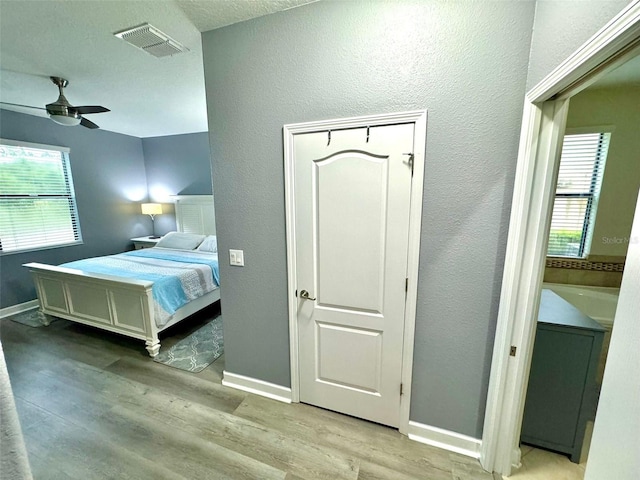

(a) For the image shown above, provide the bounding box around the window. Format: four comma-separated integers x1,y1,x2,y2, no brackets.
547,132,610,258
0,140,82,254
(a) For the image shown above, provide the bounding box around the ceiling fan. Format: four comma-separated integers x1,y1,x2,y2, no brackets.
0,76,110,129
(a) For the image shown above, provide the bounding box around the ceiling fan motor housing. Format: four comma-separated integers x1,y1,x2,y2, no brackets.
46,76,78,117
46,103,81,119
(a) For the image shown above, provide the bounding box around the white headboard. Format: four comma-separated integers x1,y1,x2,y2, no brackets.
173,195,216,235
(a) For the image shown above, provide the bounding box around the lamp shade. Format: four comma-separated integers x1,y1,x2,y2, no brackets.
141,203,163,215
49,114,81,126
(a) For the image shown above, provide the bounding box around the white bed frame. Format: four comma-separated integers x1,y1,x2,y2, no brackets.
23,195,218,357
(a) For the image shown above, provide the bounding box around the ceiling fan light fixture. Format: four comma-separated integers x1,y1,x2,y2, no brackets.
49,113,81,126
1,77,108,129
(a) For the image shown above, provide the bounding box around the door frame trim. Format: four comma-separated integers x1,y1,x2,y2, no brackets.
480,2,640,475
283,110,427,434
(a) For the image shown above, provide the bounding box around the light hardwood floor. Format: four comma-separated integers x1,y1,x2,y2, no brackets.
1,305,498,480
504,445,586,480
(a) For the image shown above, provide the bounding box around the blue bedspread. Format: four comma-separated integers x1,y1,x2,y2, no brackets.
61,249,219,326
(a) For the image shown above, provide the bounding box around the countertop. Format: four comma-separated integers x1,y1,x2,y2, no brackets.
538,289,606,332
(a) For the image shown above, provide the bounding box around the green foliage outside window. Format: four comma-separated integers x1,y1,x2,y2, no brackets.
0,143,81,253
548,229,582,257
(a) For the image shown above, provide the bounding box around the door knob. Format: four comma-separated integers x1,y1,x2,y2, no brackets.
299,290,316,301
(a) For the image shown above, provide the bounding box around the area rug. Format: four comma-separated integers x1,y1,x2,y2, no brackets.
153,315,223,373
6,309,55,328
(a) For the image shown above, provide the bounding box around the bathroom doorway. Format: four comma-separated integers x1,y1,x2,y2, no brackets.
510,57,640,479
480,3,640,476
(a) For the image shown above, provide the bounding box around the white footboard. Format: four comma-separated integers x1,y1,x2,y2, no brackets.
24,262,162,357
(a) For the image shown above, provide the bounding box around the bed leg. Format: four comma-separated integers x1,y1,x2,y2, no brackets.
145,339,161,357
36,310,53,326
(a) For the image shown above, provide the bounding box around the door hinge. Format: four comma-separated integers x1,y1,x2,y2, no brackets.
510,346,517,357
400,383,404,395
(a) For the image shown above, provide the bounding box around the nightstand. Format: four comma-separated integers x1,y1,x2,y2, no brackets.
131,236,161,250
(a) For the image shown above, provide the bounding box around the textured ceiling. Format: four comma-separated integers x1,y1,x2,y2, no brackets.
176,0,313,32
0,0,314,138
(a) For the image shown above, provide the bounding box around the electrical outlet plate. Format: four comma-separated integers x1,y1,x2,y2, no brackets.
229,249,244,266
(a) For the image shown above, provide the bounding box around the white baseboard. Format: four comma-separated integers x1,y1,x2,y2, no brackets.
222,371,292,404
512,446,522,469
408,421,482,459
0,300,39,319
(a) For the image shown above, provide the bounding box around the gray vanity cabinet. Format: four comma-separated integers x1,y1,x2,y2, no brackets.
521,289,605,463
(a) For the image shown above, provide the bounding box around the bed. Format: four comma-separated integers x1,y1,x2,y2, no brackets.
23,195,219,357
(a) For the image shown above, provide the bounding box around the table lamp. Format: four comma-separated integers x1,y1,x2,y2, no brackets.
141,203,163,239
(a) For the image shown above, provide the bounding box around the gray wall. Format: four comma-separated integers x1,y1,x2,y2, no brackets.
526,0,632,90
202,0,536,437
0,109,149,308
141,132,213,235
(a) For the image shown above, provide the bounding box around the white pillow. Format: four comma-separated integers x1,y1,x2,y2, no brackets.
196,235,217,253
155,232,205,250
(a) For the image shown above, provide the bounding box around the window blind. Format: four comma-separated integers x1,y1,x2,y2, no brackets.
0,142,82,253
548,132,610,258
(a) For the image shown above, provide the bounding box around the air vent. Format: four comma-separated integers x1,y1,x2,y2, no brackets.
114,23,189,58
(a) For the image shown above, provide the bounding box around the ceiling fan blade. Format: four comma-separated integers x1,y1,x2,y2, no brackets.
0,101,46,111
74,105,110,114
80,117,99,129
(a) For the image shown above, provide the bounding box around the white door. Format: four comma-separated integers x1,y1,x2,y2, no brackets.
294,123,414,427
